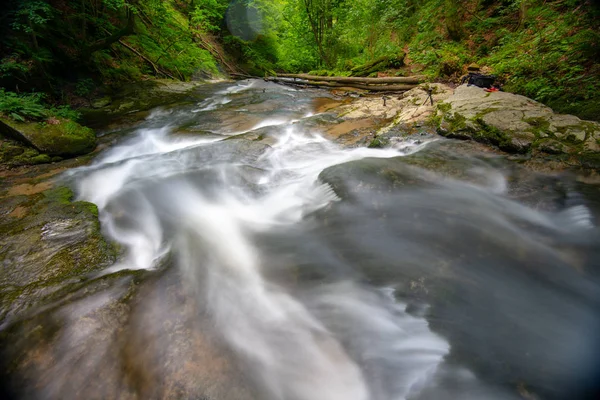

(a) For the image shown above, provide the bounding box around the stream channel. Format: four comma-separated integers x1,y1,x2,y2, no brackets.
2,79,600,400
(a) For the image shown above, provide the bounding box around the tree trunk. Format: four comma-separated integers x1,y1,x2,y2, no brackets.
82,6,135,58
28,19,39,51
276,73,424,84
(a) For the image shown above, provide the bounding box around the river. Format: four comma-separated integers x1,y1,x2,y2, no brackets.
2,79,600,400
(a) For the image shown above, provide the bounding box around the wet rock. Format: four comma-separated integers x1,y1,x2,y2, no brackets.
318,157,433,200
181,138,271,167
0,185,117,323
0,267,257,400
0,117,96,157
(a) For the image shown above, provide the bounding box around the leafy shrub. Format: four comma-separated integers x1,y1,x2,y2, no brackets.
0,89,81,122
0,90,46,121
49,105,81,121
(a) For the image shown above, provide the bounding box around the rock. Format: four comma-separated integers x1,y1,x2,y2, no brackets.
0,138,56,166
91,96,112,109
318,157,434,200
381,83,454,130
435,85,600,164
324,83,454,146
0,185,118,323
0,117,96,157
81,80,204,129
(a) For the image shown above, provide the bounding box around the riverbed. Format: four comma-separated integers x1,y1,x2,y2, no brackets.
1,79,599,400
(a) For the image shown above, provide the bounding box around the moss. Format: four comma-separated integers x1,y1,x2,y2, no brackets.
472,118,519,152
473,108,499,120
79,201,99,218
0,141,24,161
437,102,452,113
6,145,52,166
42,186,74,205
350,54,405,76
523,117,552,139
428,113,442,128
563,133,585,145
446,112,467,131
368,137,388,148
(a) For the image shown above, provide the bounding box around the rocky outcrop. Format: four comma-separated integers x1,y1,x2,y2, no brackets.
0,117,96,157
435,85,600,162
80,79,207,129
325,82,600,168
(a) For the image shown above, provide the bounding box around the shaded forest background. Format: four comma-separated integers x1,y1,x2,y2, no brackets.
1,0,599,120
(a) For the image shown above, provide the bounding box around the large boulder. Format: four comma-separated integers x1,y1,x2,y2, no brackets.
0,117,96,157
436,85,600,160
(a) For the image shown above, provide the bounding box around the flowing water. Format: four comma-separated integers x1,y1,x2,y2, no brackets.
2,80,600,400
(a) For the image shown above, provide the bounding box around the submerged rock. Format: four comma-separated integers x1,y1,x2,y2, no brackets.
0,117,96,157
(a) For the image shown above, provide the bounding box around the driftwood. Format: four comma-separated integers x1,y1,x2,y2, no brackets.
267,76,418,92
276,73,424,84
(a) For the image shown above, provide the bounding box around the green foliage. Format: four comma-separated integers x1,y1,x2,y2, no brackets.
0,89,80,122
11,1,53,34
479,3,600,119
1,0,598,123
192,0,228,32
0,55,31,82
0,89,46,121
75,78,95,98
49,105,81,121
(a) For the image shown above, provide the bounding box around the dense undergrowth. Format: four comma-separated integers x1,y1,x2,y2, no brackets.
0,0,225,98
0,89,80,122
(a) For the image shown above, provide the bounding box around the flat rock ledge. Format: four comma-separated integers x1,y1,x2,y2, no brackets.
330,83,600,168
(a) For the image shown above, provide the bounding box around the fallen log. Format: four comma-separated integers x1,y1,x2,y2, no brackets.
276,73,424,85
304,80,416,91
349,54,404,76
267,77,416,92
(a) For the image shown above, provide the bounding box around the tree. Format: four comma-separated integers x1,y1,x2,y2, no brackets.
300,0,336,66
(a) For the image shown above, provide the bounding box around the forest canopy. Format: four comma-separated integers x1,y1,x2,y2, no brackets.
0,0,599,120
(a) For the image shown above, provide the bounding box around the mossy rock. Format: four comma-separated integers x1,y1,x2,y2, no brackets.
0,117,96,157
0,138,53,166
368,137,389,148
